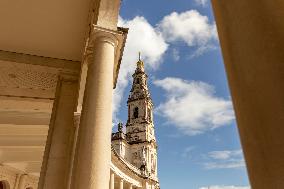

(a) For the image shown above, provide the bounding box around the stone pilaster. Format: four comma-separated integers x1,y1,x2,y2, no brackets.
38,73,79,189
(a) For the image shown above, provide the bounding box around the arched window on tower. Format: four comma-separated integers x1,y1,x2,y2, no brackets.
136,78,140,84
133,107,139,118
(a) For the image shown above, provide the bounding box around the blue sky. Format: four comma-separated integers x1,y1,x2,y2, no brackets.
113,0,250,189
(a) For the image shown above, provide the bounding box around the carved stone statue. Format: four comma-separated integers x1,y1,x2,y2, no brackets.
118,122,123,133
141,146,147,165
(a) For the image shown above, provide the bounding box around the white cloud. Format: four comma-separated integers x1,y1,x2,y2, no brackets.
204,149,245,169
194,0,208,7
208,150,242,160
154,77,234,135
113,11,219,122
158,10,217,57
199,186,250,189
113,16,168,122
204,159,245,169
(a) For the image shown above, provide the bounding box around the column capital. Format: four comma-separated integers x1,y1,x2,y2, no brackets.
83,25,128,89
58,72,79,82
86,25,124,57
91,25,119,47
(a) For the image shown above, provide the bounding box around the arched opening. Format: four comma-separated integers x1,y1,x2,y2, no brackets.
136,78,140,84
133,107,139,118
0,180,10,189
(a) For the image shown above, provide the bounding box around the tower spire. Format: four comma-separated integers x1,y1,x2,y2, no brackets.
126,57,157,178
136,52,144,71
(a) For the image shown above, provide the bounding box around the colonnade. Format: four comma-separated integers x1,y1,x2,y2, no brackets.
0,171,38,189
36,23,127,189
109,172,135,189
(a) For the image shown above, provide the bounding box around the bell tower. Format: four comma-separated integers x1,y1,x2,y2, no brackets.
126,54,158,179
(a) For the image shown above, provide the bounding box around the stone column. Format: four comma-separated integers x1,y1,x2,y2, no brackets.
119,179,124,189
38,74,79,189
129,183,133,189
72,29,117,189
211,1,284,188
109,172,114,189
17,174,27,189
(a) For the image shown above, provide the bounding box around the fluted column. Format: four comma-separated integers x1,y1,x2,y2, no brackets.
119,179,124,189
72,29,118,189
129,183,133,189
109,172,114,189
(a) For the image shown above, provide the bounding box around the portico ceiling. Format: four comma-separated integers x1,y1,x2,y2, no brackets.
0,97,52,176
0,0,128,180
0,0,93,61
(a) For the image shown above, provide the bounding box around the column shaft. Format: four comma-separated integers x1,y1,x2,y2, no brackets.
109,173,114,189
38,74,78,189
129,184,133,189
119,179,123,189
72,34,116,189
211,0,284,188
